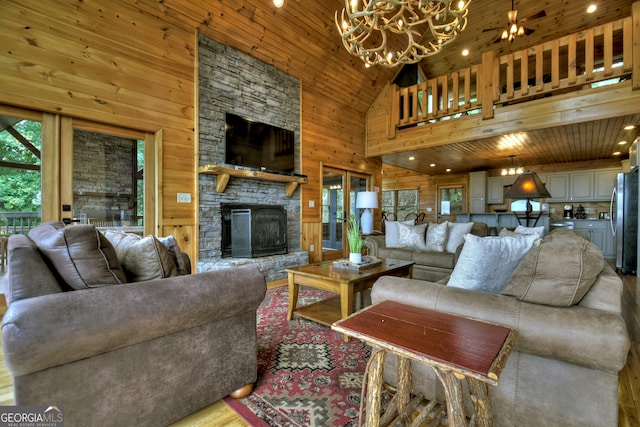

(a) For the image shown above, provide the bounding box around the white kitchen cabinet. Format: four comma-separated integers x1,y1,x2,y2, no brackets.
545,173,570,202
573,220,615,259
594,168,620,201
569,171,595,201
543,168,618,202
487,176,504,204
469,171,487,213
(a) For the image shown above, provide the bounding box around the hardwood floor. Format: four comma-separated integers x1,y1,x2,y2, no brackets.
0,275,638,426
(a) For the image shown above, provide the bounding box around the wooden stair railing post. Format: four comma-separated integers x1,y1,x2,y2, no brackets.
633,1,640,90
481,50,496,120
388,83,399,139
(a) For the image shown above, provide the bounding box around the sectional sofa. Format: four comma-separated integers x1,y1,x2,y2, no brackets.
371,228,630,427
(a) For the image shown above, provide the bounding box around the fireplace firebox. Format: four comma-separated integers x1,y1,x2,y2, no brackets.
221,204,288,258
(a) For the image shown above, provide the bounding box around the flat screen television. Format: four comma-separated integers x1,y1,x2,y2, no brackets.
224,113,295,173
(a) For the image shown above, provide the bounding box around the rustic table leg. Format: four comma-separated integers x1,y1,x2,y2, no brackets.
434,369,466,427
468,378,492,427
286,273,299,320
397,356,412,415
340,281,354,341
364,349,386,427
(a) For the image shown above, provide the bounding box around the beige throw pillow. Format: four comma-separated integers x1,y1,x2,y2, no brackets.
397,223,428,249
445,222,474,253
104,231,178,282
425,221,448,252
501,230,604,306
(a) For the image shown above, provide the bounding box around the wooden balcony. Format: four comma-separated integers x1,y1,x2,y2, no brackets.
368,8,640,157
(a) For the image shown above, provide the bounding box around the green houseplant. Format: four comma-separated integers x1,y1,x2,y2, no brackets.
346,214,363,263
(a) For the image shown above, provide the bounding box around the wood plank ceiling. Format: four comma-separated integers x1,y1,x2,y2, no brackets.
139,0,639,174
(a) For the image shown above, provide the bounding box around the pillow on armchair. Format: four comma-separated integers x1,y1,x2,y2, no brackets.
28,221,127,290
104,231,178,282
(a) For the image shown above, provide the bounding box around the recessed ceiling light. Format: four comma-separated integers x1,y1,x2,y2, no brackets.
409,156,415,160
618,140,628,145
613,151,622,156
273,0,284,7
446,168,452,172
462,49,469,56
587,4,597,13
430,163,436,167
624,125,636,130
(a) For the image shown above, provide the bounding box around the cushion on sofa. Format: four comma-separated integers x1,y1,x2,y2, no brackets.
447,233,538,293
28,221,127,290
501,229,604,307
412,250,456,269
157,235,191,275
385,220,415,248
377,247,415,262
425,221,448,252
445,222,474,253
397,222,428,249
104,230,178,282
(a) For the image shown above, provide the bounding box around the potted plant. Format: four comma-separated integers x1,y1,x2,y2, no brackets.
346,214,363,264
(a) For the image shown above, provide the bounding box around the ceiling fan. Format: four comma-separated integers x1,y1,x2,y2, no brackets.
484,0,546,43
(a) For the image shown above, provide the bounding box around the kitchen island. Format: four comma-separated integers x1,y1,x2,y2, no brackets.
456,213,550,235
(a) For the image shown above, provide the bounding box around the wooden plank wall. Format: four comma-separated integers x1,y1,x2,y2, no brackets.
0,0,198,258
0,0,381,264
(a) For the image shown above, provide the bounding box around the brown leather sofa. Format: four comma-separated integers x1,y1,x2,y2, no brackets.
371,228,630,427
2,223,266,427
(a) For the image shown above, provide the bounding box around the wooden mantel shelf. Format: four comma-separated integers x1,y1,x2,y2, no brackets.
198,164,308,197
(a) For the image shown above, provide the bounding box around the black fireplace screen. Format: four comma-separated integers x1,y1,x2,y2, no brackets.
221,204,288,258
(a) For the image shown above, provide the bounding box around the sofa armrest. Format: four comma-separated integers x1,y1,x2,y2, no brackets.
371,276,630,372
2,265,266,377
364,235,386,257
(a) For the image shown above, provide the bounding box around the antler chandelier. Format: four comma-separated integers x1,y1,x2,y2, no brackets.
335,0,472,68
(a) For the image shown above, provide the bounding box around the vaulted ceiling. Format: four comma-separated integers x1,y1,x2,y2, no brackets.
146,0,639,173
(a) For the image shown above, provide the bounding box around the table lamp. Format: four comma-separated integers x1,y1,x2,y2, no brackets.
504,171,551,226
356,191,379,235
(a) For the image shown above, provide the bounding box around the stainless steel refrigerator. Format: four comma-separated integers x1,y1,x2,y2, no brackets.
610,171,638,275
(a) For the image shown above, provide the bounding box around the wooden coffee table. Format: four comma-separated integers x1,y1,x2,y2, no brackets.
285,259,414,327
332,300,517,427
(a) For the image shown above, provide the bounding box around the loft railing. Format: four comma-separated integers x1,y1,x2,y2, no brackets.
392,15,634,128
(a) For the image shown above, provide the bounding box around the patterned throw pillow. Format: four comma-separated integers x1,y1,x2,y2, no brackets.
385,220,416,248
397,223,428,249
425,221,448,252
448,234,538,293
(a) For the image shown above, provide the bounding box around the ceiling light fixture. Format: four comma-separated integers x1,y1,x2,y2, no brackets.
335,0,472,68
462,48,469,56
273,0,284,8
501,155,524,176
501,0,526,42
624,125,636,130
618,140,628,145
587,4,597,14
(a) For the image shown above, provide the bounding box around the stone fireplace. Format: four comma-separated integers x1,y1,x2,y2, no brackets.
222,204,288,258
196,35,308,281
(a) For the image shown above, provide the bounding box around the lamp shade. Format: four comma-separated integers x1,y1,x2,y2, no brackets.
355,192,379,209
504,172,551,199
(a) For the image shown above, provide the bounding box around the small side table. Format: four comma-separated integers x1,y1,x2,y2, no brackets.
332,300,516,427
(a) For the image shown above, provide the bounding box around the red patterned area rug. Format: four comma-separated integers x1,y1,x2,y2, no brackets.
224,285,386,427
